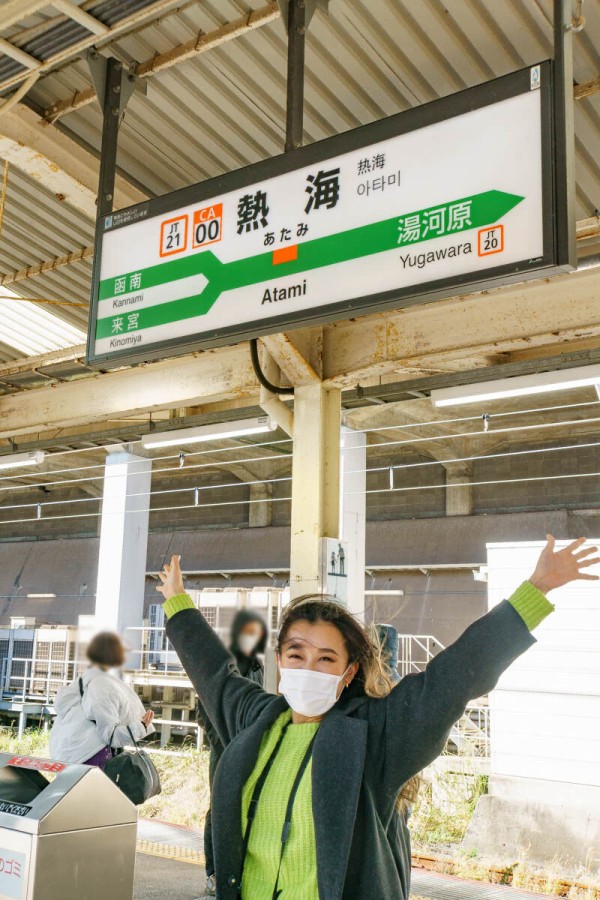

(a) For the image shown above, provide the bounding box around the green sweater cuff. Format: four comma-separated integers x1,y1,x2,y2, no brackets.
162,592,194,619
508,581,554,631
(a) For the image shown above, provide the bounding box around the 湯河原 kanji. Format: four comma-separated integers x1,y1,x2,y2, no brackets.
447,201,473,232
397,214,421,244
422,207,446,237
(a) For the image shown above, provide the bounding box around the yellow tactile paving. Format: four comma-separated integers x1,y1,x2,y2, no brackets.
136,839,205,866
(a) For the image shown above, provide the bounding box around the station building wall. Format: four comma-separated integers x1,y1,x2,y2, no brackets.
1,510,598,649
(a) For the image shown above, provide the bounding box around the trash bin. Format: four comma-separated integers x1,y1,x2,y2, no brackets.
0,752,137,900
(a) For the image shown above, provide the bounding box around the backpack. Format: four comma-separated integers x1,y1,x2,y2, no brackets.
78,677,161,805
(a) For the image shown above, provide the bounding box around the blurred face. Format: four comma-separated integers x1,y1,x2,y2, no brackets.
238,620,264,656
278,619,358,686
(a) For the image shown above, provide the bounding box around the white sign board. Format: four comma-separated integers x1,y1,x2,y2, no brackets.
88,63,560,367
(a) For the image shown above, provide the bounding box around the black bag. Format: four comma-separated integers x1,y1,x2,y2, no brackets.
104,727,162,806
78,677,161,805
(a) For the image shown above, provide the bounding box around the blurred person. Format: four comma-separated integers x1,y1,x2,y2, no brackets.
156,536,598,899
50,631,155,767
197,610,267,898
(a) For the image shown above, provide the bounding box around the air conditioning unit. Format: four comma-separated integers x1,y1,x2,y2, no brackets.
147,604,168,668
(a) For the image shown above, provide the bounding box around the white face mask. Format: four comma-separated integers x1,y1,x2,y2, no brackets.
278,666,349,718
238,633,260,656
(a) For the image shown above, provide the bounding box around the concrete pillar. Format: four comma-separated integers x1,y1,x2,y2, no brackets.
340,426,366,619
443,462,473,516
249,482,272,527
289,383,341,599
94,451,151,666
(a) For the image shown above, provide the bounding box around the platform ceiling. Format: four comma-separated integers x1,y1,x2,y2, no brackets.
0,0,599,364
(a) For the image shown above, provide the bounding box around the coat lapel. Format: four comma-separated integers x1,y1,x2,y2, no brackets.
312,712,368,900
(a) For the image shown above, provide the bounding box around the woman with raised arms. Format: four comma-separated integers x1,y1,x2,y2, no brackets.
156,536,598,900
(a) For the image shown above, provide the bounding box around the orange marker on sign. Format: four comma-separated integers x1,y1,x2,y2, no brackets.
273,244,298,265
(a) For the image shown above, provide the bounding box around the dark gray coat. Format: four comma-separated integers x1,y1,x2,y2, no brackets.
166,599,535,900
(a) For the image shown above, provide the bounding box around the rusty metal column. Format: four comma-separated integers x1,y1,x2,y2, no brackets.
96,57,123,218
285,0,306,152
553,0,577,269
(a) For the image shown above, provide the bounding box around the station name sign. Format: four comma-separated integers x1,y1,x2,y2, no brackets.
87,62,559,367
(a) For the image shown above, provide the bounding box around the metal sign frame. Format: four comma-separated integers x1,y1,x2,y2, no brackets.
87,61,564,369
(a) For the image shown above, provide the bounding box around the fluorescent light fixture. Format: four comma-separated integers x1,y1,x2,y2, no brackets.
431,365,600,407
141,416,277,450
0,450,45,471
27,593,56,599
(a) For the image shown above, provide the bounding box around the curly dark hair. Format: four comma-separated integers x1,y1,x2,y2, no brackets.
277,594,393,698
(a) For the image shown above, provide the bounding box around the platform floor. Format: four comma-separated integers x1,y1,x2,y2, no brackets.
134,820,558,900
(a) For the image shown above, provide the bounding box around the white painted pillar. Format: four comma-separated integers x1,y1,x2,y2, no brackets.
340,426,366,619
289,384,341,599
94,451,151,665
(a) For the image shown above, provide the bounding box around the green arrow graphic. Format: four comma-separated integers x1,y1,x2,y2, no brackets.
96,189,523,341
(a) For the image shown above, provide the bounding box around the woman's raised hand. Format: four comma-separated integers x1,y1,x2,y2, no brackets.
156,554,185,601
529,535,600,594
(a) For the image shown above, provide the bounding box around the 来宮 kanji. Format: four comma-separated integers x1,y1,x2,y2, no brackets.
237,190,269,234
112,317,124,334
305,167,341,214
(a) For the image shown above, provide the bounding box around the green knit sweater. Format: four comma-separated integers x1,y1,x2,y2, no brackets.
163,581,553,899
240,709,319,899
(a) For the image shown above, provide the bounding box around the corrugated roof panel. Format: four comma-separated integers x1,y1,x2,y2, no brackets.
0,287,86,355
31,0,598,216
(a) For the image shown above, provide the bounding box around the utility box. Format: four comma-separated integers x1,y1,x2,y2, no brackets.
0,753,137,900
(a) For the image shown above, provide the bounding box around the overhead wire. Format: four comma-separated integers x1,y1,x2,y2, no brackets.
2,466,600,528
344,399,600,438
0,395,595,472
0,436,294,486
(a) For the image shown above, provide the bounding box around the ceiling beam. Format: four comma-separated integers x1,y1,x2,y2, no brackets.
0,0,186,95
2,266,600,439
0,37,39,70
42,2,281,122
0,246,93,289
0,345,258,439
260,332,321,386
0,345,85,378
574,75,600,100
0,0,50,31
0,104,146,216
52,0,109,36
321,266,600,387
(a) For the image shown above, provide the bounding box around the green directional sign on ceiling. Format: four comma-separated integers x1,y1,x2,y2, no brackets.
88,62,559,368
